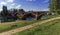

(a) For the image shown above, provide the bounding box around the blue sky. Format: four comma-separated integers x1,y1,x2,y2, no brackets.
0,0,49,11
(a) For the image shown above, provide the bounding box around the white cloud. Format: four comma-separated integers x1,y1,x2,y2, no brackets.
11,3,15,5
7,0,14,3
0,9,2,11
26,0,36,1
0,2,7,5
26,0,33,1
16,5,21,9
9,6,12,8
43,0,49,3
8,5,15,9
42,9,49,11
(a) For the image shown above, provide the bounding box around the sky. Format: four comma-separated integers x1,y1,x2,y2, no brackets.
0,0,49,11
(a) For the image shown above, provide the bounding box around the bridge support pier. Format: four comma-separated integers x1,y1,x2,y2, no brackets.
35,15,39,20
35,15,42,20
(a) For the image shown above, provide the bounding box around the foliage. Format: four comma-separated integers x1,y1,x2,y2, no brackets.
49,0,60,15
12,19,60,35
0,15,57,33
0,20,36,33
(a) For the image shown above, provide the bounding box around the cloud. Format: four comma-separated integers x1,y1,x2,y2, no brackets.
8,5,15,9
7,0,14,3
0,2,7,5
0,9,2,11
11,3,15,5
16,5,21,9
43,0,49,3
42,9,49,11
9,6,12,8
26,0,36,1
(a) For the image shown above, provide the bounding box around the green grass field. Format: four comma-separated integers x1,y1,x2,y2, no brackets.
12,19,60,35
0,20,36,33
0,15,58,33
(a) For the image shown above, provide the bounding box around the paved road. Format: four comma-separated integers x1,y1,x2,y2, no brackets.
0,17,60,35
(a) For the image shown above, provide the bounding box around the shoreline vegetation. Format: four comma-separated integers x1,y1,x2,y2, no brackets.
0,15,57,33
12,19,60,35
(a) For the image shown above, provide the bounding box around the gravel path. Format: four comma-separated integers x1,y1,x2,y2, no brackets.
0,17,60,35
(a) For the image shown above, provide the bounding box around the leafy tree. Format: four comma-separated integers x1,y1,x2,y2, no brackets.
18,9,25,12
49,0,60,15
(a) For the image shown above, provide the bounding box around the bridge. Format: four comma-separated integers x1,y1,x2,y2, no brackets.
12,11,49,20
0,10,49,22
0,6,49,22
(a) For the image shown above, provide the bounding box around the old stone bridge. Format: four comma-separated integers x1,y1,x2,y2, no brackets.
12,11,48,20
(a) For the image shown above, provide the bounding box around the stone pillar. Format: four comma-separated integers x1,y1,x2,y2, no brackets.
35,15,38,20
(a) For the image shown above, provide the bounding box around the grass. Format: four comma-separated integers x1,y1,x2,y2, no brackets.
0,15,58,33
37,15,58,22
12,19,60,35
0,20,36,33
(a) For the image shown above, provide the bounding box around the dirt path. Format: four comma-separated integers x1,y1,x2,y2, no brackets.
0,17,60,35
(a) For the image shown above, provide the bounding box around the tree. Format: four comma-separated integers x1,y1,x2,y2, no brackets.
49,0,59,15
18,9,25,12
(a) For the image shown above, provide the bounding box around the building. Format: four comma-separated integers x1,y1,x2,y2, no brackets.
1,6,8,22
2,6,8,16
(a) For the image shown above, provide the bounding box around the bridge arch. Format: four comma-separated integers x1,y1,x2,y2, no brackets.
22,13,36,20
37,13,45,20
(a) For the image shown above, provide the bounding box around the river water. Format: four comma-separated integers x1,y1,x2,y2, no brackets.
26,15,48,20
